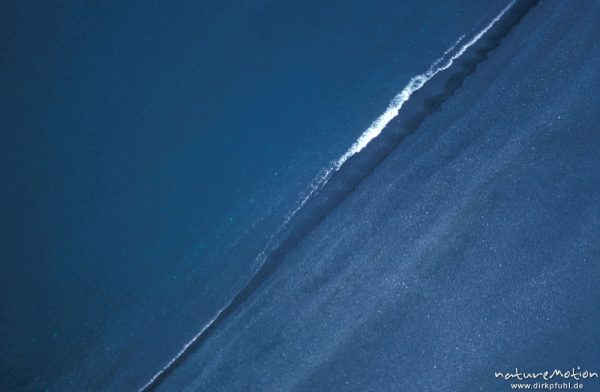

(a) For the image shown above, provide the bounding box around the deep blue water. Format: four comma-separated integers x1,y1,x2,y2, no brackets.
2,1,599,391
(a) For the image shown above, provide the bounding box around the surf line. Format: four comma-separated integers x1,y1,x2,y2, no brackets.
279,0,517,232
276,33,465,232
138,1,519,390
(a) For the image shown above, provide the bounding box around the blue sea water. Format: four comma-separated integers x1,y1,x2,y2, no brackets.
2,0,599,391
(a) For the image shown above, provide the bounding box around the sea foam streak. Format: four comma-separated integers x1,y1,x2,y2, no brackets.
284,0,515,231
139,2,516,390
335,0,515,170
272,36,466,234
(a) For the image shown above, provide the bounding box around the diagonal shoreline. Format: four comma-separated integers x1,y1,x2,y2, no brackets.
138,1,539,390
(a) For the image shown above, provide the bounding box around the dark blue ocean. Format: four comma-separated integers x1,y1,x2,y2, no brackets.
2,1,599,391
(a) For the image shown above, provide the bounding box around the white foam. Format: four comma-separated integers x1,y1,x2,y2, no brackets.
139,2,516,390
334,0,515,171
138,309,224,391
278,0,516,232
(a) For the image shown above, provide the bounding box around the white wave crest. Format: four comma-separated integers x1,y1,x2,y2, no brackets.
334,0,515,170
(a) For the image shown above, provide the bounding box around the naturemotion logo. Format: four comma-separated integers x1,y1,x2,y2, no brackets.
494,367,598,390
